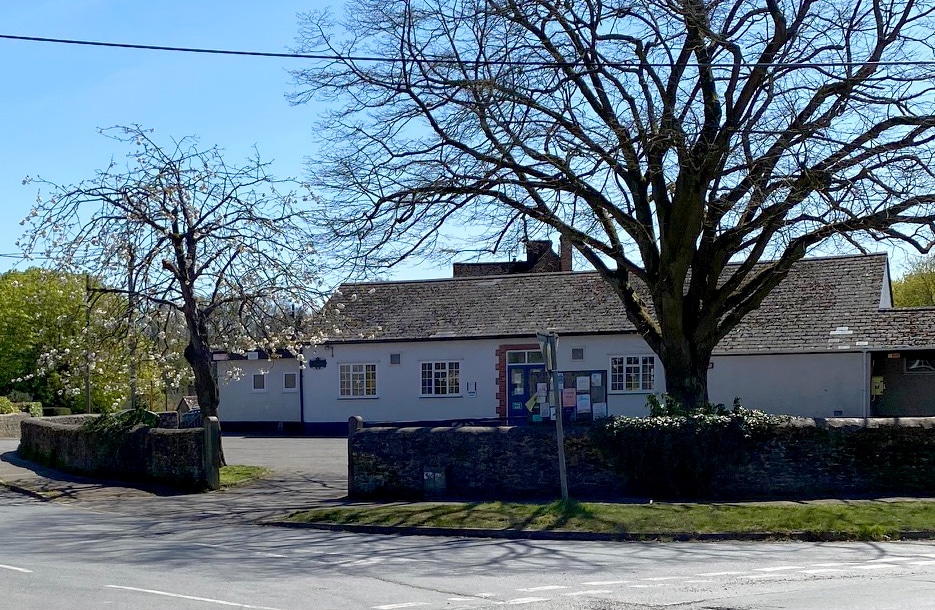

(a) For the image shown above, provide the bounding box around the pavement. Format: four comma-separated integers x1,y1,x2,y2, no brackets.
0,436,351,525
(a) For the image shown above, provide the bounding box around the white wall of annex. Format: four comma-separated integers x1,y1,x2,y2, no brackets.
302,339,503,423
217,357,302,422
708,352,867,417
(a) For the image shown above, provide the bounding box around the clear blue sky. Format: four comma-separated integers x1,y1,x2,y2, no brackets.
0,0,446,281
0,1,919,279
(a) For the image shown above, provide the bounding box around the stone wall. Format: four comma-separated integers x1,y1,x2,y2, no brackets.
0,413,30,439
18,417,214,491
349,424,621,500
348,417,935,501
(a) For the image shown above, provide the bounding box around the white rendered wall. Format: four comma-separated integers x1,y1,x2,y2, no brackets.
217,357,302,422
302,339,503,424
708,351,867,417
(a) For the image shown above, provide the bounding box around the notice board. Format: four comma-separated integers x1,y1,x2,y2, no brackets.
555,369,608,422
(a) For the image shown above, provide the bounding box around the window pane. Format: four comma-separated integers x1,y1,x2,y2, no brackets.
284,373,297,389
448,362,460,394
434,369,447,394
641,357,654,391
527,351,544,363
365,364,377,396
507,352,526,364
610,357,624,391
421,363,433,395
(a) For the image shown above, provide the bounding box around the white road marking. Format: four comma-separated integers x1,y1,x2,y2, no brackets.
0,564,31,573
855,564,901,570
866,557,913,563
499,597,550,605
738,574,782,580
696,571,744,576
447,597,479,602
105,586,281,609
628,584,662,588
909,560,935,566
373,603,430,610
801,569,845,574
754,566,804,572
563,589,612,596
517,585,568,592
582,580,628,585
642,576,687,581
685,580,713,584
810,563,854,567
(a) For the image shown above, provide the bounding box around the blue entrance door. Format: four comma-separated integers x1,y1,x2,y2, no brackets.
507,364,547,424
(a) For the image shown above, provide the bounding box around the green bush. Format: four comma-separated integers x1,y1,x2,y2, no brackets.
592,399,789,499
7,390,33,403
0,396,16,414
15,402,42,417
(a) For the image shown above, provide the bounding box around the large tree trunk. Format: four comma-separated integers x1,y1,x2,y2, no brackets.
656,338,713,412
183,317,225,467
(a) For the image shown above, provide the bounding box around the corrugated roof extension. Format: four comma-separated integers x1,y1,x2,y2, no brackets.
322,253,935,354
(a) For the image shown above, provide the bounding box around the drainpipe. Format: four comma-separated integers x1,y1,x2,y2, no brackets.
298,346,306,435
862,349,869,424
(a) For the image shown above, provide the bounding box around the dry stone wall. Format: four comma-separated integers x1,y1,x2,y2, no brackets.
349,417,935,501
19,417,211,491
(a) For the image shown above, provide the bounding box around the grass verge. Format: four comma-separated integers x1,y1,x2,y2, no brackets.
286,499,935,540
219,465,270,489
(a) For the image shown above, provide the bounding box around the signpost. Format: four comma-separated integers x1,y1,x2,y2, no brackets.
537,330,569,500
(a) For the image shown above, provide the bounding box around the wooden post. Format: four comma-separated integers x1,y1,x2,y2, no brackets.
204,416,221,491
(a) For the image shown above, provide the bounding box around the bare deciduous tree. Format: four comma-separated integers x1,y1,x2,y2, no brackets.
21,125,323,426
292,0,935,409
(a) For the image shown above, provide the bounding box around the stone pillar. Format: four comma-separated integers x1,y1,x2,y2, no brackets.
348,416,364,499
203,416,221,491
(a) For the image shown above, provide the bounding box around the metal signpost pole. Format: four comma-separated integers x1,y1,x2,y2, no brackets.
538,331,569,500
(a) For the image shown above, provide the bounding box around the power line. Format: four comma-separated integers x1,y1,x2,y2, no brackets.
2,33,935,69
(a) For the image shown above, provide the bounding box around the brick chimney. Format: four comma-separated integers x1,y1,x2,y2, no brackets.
559,237,573,272
524,240,552,264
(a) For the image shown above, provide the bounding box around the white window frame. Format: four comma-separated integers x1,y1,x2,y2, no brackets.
339,363,378,398
609,355,655,393
571,347,585,361
252,373,267,392
420,361,461,397
283,372,298,393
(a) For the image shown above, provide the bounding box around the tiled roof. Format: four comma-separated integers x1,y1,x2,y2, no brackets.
323,253,935,354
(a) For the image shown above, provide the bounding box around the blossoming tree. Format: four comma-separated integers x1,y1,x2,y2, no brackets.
21,126,325,443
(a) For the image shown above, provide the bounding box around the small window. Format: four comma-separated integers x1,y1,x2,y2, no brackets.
571,347,585,361
610,356,655,392
339,363,377,397
390,353,401,365
252,374,266,391
507,350,543,364
283,372,298,391
421,361,460,396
